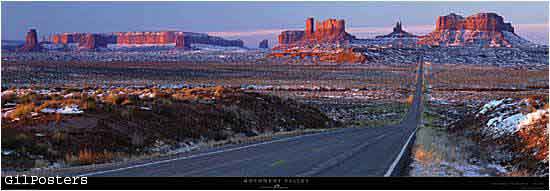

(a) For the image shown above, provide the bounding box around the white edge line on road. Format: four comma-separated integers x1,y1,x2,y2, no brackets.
78,129,347,177
384,127,418,177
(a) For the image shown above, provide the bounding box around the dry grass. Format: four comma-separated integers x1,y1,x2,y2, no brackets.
430,64,548,89
9,103,35,119
65,149,118,165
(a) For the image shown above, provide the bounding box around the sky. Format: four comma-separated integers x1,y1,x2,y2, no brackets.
2,1,549,47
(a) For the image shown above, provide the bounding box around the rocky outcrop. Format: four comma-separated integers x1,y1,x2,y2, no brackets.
310,19,353,43
175,33,189,49
52,33,89,45
81,34,96,49
334,48,368,64
267,48,367,64
259,39,269,49
435,13,514,32
49,31,244,50
278,31,305,46
376,21,417,38
115,31,175,45
182,32,244,47
418,13,531,47
276,18,355,48
20,29,40,51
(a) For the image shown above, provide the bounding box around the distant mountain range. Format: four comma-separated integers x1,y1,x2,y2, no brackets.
6,12,544,52
275,12,538,48
1,40,25,51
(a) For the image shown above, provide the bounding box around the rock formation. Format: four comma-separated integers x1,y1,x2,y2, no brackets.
81,34,96,49
376,21,417,38
434,13,514,32
305,17,315,38
418,13,531,47
115,31,175,45
175,32,189,49
182,32,244,47
278,31,305,46
267,47,367,64
276,18,355,48
49,31,243,50
77,34,116,49
259,39,269,49
20,29,40,51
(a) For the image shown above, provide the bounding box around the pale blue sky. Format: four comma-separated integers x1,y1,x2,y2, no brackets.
2,1,548,46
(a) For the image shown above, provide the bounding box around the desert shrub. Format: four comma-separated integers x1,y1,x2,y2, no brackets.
36,100,61,112
517,110,549,161
64,92,82,99
55,113,62,124
214,86,225,98
155,92,170,99
156,98,173,105
77,149,94,165
63,88,81,94
121,99,133,106
10,103,35,119
94,89,104,95
130,131,145,148
32,143,50,156
52,131,67,143
1,130,23,149
2,133,33,152
18,93,40,104
64,153,78,165
127,94,139,104
105,94,127,105
171,93,189,101
83,98,97,111
406,95,414,105
61,99,81,107
71,149,116,165
1,92,16,105
33,159,50,168
49,94,63,100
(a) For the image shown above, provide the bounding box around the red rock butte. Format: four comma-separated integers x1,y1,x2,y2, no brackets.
48,31,244,49
434,13,514,32
20,29,40,52
375,21,417,38
418,12,526,47
276,17,356,48
259,39,269,49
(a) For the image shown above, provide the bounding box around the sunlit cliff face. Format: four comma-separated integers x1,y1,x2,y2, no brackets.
518,108,549,161
418,13,533,47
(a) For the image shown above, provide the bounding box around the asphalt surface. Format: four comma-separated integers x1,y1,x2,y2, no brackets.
76,60,425,177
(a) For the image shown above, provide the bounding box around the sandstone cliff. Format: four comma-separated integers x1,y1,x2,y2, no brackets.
376,21,417,38
20,29,40,52
418,13,531,47
49,31,243,50
278,31,305,46
115,31,175,45
175,32,189,49
259,39,269,49
276,18,355,48
267,48,367,64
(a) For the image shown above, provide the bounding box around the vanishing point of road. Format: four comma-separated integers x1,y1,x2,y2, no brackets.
72,59,425,177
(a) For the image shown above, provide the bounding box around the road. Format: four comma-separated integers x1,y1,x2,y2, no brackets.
75,60,425,177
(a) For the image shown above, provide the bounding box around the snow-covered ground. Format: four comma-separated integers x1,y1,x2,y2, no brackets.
410,125,508,177
476,98,548,139
473,97,549,176
190,44,249,52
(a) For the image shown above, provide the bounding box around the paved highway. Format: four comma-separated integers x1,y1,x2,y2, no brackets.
75,59,425,177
